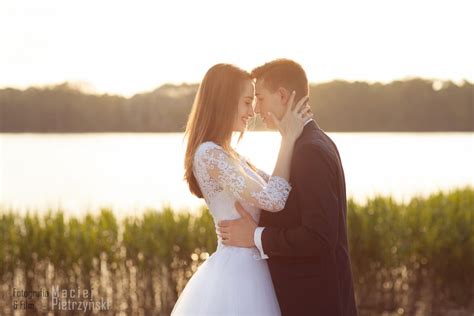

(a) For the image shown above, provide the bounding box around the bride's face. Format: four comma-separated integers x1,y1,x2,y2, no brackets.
232,80,255,132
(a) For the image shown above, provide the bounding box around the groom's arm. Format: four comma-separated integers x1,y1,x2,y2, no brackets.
260,143,340,258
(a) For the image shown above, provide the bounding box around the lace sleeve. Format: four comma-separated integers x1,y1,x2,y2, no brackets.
194,142,291,212
238,154,271,183
255,168,270,182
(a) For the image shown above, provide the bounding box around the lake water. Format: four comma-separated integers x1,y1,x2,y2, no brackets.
0,132,473,217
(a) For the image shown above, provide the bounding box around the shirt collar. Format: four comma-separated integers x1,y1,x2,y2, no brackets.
304,118,314,127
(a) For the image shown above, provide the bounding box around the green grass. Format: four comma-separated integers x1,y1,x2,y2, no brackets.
1,186,472,315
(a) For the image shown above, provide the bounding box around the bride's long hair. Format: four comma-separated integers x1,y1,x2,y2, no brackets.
184,64,252,198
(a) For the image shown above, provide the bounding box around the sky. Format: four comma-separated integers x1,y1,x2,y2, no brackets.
1,0,473,96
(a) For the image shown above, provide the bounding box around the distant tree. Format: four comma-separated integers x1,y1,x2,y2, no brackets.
0,80,472,132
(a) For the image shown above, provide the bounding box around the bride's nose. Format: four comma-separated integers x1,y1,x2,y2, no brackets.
248,107,255,118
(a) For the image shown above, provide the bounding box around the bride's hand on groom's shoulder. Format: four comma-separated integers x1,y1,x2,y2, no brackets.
217,202,257,248
268,91,313,142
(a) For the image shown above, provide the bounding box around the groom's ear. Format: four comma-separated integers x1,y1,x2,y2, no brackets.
278,87,290,105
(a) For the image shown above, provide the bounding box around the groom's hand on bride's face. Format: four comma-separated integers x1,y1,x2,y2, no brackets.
217,202,257,248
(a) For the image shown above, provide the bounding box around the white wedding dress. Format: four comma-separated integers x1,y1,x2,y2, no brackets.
171,141,292,316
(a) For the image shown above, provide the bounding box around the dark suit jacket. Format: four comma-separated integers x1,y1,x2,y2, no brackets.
259,120,358,316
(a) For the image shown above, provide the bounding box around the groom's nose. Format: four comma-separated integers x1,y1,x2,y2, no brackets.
254,102,260,114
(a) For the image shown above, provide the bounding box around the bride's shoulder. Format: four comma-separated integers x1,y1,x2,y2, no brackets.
196,141,221,152
194,141,225,159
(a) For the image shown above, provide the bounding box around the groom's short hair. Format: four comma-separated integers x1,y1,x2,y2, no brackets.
251,59,309,99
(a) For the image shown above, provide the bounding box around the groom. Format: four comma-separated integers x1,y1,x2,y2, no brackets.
218,59,358,315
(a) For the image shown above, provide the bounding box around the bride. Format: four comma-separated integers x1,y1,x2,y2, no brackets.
172,63,312,315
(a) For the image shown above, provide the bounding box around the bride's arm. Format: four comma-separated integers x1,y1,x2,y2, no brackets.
194,93,312,212
194,144,292,212
251,163,270,183
245,92,312,185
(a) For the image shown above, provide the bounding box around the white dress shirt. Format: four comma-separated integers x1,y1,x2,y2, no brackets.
254,118,314,260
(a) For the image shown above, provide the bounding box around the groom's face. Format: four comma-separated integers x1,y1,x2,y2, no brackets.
254,79,288,130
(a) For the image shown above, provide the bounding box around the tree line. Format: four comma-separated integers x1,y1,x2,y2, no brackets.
0,79,472,132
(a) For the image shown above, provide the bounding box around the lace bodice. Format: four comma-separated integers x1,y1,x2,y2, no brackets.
193,141,292,223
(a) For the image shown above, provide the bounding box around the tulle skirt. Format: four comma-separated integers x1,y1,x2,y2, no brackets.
171,243,281,316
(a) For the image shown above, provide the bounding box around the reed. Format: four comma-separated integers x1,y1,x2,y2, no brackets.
1,187,472,315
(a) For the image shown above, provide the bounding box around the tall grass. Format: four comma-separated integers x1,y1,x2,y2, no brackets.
1,187,472,315
347,187,473,314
